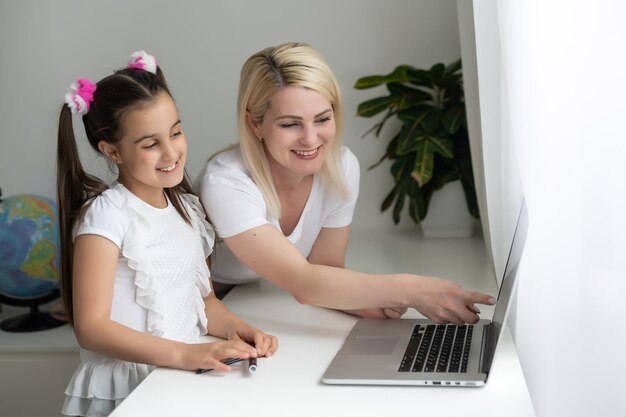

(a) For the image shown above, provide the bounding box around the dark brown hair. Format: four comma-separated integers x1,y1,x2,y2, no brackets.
57,65,193,326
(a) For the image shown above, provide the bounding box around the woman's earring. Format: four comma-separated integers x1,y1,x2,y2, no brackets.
258,136,264,143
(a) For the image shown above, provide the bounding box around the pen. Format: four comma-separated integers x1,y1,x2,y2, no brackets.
196,358,243,374
247,341,257,373
248,357,257,373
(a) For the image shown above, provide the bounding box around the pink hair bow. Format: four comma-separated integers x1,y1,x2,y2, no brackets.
127,50,157,74
64,78,97,116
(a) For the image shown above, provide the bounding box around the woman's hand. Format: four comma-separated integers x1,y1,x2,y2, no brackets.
382,307,408,319
410,275,495,325
343,307,408,319
228,326,279,359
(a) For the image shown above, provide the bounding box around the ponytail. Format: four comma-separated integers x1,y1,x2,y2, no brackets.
56,104,107,326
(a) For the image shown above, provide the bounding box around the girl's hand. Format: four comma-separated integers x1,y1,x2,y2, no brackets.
178,339,258,372
228,326,279,358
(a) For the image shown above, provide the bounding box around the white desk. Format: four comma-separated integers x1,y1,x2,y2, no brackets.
111,230,535,417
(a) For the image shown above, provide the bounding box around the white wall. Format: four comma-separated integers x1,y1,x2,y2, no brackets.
468,1,626,416
457,1,524,284
0,0,463,231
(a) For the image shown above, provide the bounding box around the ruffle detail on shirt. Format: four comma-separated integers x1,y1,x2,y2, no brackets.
181,193,216,260
181,193,215,334
62,351,154,417
105,184,167,337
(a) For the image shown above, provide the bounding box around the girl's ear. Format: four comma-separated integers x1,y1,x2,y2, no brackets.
98,141,122,164
245,111,262,139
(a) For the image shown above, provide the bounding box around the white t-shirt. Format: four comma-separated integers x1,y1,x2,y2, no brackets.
195,145,360,285
73,184,214,340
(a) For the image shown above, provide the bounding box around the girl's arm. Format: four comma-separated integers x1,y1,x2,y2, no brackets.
72,235,257,372
203,287,278,358
307,226,406,319
223,224,493,325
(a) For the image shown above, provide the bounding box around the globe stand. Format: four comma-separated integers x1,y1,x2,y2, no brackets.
0,288,67,332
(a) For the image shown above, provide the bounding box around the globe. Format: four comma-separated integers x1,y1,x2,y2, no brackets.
0,193,66,332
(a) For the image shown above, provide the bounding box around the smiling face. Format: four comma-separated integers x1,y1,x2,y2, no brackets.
251,86,336,183
99,93,187,207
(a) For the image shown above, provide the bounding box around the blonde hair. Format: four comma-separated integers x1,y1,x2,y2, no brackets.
237,42,347,219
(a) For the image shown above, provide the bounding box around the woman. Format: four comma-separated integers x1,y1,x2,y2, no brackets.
195,42,494,324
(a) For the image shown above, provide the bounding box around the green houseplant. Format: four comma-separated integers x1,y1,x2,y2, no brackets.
355,59,479,225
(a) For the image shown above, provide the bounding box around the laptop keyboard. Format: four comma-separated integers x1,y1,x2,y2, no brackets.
398,324,473,373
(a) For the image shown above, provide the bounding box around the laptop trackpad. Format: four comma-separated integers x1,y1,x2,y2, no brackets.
350,337,398,355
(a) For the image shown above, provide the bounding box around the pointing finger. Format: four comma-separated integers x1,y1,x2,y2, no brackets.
466,291,496,306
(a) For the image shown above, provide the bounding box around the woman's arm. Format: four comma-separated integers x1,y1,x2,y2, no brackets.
223,224,494,325
308,226,405,319
72,235,257,372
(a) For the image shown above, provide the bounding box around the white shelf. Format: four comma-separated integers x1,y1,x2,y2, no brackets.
0,303,79,353
0,303,80,417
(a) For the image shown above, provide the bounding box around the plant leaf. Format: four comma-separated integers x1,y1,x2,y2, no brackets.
390,154,414,182
354,65,415,89
367,131,402,171
429,63,446,85
395,107,433,155
395,110,451,157
429,137,454,159
407,68,432,87
426,155,459,191
381,185,398,212
411,136,454,185
397,105,432,124
441,107,465,134
385,132,401,159
392,187,406,224
443,59,462,77
441,83,463,106
387,83,430,109
407,179,426,223
422,108,441,133
357,96,394,118
367,152,388,171
396,125,425,156
361,121,383,138
408,198,419,223
412,140,436,185
374,109,398,137
420,156,459,214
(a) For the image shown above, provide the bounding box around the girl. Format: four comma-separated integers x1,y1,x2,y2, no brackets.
57,51,277,417
195,42,495,322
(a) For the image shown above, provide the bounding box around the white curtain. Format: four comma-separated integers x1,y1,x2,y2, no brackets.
468,1,626,416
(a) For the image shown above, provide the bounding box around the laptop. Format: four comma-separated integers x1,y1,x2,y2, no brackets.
322,200,528,387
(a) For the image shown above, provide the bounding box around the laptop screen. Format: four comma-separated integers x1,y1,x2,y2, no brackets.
482,200,528,373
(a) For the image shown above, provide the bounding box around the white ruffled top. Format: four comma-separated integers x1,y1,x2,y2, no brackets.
62,184,215,417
